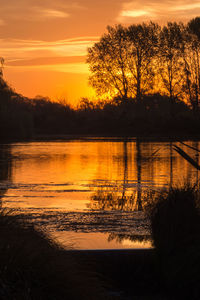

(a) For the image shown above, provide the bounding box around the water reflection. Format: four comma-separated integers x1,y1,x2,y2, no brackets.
108,233,150,244
136,139,142,210
0,145,12,199
51,231,151,250
194,141,199,186
87,140,200,247
89,139,178,212
1,140,200,249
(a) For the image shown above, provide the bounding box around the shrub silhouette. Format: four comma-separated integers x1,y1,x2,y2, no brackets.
149,186,200,299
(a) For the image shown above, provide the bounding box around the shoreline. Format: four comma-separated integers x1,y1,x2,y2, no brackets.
1,133,200,143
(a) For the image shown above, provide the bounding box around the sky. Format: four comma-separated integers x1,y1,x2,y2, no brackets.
0,0,200,106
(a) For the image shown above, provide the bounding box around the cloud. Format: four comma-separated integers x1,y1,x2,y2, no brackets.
121,9,154,18
6,7,70,21
117,0,200,23
0,36,99,59
9,63,90,74
0,36,99,76
117,1,157,22
33,8,70,19
170,3,200,11
6,56,86,67
0,0,84,21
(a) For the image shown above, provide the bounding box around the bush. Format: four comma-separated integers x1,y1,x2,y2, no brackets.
148,186,200,299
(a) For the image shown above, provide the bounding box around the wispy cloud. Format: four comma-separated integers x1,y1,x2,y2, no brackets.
0,36,99,75
169,3,200,11
9,7,70,21
117,1,156,22
118,0,200,22
0,36,99,59
7,63,90,74
35,8,70,19
121,9,154,18
0,1,84,22
6,56,86,67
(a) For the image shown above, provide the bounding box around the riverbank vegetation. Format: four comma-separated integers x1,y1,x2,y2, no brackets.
1,18,200,140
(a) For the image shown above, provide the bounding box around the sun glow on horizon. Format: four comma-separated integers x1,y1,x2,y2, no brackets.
4,68,96,106
1,36,99,105
1,0,200,105
6,63,90,74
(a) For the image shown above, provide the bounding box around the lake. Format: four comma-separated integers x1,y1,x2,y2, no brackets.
0,138,199,249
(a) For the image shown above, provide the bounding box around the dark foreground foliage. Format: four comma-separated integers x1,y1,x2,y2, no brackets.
148,185,200,299
0,208,168,300
0,209,109,300
66,185,200,300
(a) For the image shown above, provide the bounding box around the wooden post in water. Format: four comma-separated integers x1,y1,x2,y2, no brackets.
194,141,199,189
136,139,142,211
121,140,128,210
170,142,173,188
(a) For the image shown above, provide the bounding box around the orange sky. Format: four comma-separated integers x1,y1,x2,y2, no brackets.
0,0,200,106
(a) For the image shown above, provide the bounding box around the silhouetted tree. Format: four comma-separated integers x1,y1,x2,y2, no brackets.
127,22,160,102
87,25,130,100
0,57,4,76
183,17,200,111
87,23,159,102
158,22,184,104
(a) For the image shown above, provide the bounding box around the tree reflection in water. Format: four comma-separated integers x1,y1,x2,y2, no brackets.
89,139,159,212
88,139,160,246
0,144,12,200
108,233,150,244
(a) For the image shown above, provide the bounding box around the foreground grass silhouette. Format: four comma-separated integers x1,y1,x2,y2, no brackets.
148,185,200,299
0,209,108,300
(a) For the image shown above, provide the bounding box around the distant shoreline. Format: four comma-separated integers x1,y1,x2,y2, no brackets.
2,133,200,143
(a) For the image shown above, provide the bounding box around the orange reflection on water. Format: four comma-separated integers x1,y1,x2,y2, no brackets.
3,140,199,211
0,139,199,249
51,231,152,250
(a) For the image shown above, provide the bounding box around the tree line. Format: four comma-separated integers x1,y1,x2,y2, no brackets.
0,61,199,140
2,17,200,140
87,17,200,111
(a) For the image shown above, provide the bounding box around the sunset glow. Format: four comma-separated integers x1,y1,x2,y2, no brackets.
1,0,200,105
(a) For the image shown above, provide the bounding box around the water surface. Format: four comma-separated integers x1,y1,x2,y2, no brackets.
0,139,199,249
